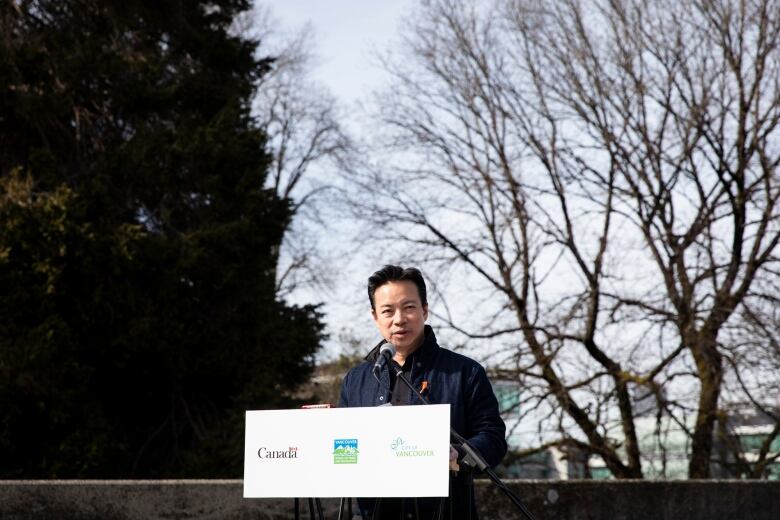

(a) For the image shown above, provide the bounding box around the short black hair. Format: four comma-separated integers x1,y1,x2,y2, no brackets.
368,265,428,310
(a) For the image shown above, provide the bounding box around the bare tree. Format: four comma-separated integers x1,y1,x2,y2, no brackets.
716,286,780,477
252,9,352,298
352,0,780,478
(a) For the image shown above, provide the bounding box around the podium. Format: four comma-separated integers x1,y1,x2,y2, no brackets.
243,405,451,499
243,402,537,520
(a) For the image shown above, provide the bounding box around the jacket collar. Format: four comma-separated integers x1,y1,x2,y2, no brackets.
364,325,439,365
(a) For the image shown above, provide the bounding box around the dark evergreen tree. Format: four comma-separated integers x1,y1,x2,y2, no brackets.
0,0,323,477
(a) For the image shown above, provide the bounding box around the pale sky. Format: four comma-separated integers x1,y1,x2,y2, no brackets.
256,2,421,358
265,0,416,104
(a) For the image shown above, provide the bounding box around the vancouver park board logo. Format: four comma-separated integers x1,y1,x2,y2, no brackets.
257,446,299,459
333,438,359,464
390,437,434,457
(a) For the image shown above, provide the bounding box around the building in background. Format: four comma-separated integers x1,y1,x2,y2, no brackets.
494,379,780,480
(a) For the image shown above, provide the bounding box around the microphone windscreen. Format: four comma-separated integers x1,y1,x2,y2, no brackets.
379,342,396,358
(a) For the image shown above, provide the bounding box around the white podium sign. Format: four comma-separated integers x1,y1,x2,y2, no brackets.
243,405,450,498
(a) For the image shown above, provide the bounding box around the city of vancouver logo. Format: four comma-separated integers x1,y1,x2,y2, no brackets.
390,437,434,457
333,438,359,464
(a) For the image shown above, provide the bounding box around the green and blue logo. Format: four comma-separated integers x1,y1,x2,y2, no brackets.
333,438,359,464
390,437,434,457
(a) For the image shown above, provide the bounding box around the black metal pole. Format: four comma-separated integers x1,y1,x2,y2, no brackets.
307,498,316,520
338,497,346,520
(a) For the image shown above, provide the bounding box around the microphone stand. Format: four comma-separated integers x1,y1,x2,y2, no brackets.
391,364,538,520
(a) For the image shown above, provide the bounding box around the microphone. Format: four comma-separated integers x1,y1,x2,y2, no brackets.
372,342,396,381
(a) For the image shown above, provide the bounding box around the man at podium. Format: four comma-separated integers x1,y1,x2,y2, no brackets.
339,265,507,520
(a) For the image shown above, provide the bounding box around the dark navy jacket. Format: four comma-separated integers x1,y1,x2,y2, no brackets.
338,325,507,519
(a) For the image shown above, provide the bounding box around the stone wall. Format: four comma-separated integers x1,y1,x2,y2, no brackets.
1,479,779,519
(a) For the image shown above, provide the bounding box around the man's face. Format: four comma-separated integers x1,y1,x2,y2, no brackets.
371,280,428,354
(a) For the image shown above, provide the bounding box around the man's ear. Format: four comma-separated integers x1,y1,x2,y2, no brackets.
370,308,378,322
423,304,429,321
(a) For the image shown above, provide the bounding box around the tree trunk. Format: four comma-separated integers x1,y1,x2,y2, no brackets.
688,336,724,478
